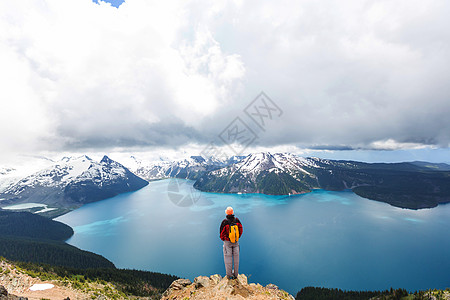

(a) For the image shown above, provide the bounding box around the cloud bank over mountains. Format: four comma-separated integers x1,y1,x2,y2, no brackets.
1,0,449,158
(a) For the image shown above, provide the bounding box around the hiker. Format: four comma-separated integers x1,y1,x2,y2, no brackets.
219,206,243,279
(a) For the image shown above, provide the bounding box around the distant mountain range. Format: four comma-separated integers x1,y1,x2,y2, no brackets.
125,155,246,180
1,152,449,213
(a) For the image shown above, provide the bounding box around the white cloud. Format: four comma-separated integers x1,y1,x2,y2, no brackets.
369,139,429,151
0,0,245,153
0,0,449,160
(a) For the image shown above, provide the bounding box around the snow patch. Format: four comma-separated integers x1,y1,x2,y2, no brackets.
2,202,57,214
2,203,47,210
34,207,58,214
29,283,54,291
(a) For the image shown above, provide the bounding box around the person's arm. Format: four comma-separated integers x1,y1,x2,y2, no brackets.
219,220,227,240
220,225,230,241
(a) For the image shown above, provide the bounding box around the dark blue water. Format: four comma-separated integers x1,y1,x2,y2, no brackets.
56,179,450,294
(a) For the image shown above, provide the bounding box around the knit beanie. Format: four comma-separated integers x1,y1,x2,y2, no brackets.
225,206,234,215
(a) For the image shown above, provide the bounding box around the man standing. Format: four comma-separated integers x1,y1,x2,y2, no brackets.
220,206,243,279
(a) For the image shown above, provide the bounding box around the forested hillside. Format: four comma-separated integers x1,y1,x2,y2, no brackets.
0,210,179,298
0,210,113,268
0,210,73,240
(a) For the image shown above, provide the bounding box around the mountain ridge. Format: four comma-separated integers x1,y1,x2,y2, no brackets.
193,152,450,209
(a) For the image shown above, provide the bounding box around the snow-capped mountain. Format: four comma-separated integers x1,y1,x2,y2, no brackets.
0,155,148,211
0,156,58,194
125,155,246,181
193,152,450,209
194,152,321,194
208,152,320,179
194,151,399,195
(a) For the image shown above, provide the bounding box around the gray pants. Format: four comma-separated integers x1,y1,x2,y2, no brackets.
223,240,239,277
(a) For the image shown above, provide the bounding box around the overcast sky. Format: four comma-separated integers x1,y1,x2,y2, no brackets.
1,0,449,163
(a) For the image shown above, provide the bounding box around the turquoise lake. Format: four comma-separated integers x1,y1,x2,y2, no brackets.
56,179,450,294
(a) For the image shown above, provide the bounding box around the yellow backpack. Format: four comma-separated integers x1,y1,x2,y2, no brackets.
229,221,240,243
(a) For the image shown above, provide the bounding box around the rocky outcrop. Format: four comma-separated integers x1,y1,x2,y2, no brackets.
0,285,27,300
161,274,294,300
